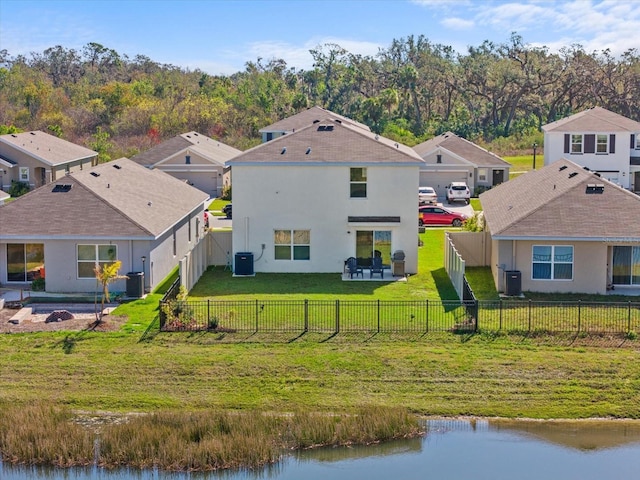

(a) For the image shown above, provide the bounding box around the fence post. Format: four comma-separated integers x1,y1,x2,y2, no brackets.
159,299,164,330
528,299,532,332
474,300,479,332
499,299,503,331
207,299,210,329
629,301,632,333
577,300,581,333
377,299,380,333
335,300,340,334
304,299,309,333
425,299,429,333
255,299,259,333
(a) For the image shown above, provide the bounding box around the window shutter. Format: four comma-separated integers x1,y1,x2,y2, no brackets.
609,134,615,153
584,134,595,154
631,134,635,149
564,134,570,153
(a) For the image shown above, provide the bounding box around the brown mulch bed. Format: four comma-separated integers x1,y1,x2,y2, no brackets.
0,307,126,333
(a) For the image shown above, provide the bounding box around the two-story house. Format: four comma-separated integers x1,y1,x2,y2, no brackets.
227,117,425,275
130,131,241,198
542,107,640,192
0,131,98,192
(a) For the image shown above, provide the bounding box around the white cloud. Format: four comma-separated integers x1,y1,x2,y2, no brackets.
441,17,475,30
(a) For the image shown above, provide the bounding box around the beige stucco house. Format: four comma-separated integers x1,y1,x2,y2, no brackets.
0,131,98,192
0,158,209,294
413,132,511,199
542,106,640,192
227,117,425,275
480,158,640,295
131,132,241,198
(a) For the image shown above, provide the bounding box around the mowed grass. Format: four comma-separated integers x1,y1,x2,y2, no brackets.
1,231,640,422
504,154,544,178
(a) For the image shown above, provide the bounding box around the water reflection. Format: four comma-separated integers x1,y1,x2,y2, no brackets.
3,418,640,479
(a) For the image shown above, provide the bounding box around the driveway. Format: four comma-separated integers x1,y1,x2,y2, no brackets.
437,201,475,217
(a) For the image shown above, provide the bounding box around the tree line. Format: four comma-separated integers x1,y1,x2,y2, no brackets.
0,33,638,160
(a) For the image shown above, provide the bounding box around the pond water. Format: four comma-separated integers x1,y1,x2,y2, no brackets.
2,418,640,480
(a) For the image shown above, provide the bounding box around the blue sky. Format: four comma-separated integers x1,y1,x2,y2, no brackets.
1,0,638,75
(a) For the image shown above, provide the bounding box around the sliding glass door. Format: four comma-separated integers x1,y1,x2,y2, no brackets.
355,230,392,264
6,244,44,282
612,246,640,285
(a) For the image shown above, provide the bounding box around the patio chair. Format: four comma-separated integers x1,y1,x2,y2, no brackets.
370,256,384,279
346,257,364,279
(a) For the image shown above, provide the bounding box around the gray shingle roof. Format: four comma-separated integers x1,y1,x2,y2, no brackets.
0,131,97,166
130,132,241,167
0,158,209,239
229,118,423,166
542,106,640,133
480,158,640,240
413,132,511,167
259,106,371,134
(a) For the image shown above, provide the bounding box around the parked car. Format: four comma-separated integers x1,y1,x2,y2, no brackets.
419,205,467,227
446,182,470,204
223,203,232,219
419,186,438,205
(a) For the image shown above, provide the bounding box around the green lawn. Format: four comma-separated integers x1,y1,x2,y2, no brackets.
504,154,544,178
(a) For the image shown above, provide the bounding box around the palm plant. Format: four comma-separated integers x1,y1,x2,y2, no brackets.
94,260,127,323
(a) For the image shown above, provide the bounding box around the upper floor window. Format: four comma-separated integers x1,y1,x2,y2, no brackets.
635,134,640,150
350,167,367,198
571,135,583,154
596,134,608,153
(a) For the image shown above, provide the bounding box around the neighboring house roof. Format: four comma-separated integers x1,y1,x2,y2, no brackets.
229,118,424,166
0,158,209,239
542,106,640,133
413,132,511,167
480,158,640,241
130,131,242,167
259,106,371,134
0,131,97,166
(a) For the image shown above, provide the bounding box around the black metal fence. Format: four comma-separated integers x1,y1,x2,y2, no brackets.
158,297,640,336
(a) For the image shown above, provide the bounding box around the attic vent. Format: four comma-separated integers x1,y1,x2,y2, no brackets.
90,172,100,177
568,172,578,178
586,184,605,194
113,164,121,169
559,165,568,171
306,147,311,155
52,184,72,192
30,132,36,135
281,147,287,154
313,119,320,124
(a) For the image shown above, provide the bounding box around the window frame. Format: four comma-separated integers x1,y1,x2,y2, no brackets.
532,245,574,281
350,167,367,198
77,244,117,279
596,134,608,154
570,135,583,154
274,229,310,261
478,168,488,182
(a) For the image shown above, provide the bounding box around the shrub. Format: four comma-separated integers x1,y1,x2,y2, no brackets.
221,185,231,201
8,180,30,197
31,278,45,291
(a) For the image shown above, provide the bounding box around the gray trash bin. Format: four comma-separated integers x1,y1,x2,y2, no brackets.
126,272,144,298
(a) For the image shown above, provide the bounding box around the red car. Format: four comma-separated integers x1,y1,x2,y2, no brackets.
419,205,467,227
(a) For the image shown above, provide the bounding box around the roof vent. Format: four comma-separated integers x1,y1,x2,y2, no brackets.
113,164,121,169
52,184,72,192
281,147,287,154
306,147,311,155
559,165,567,171
586,184,605,194
313,119,320,124
568,172,578,178
335,119,342,124
30,132,36,135
395,143,399,148
90,172,100,177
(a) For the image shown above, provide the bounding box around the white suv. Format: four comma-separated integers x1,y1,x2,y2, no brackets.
446,182,470,204
419,186,438,205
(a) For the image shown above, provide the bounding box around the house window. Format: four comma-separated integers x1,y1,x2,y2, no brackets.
532,245,573,280
478,168,487,182
350,168,367,198
77,244,117,279
571,135,583,154
274,230,310,260
356,230,392,264
596,134,608,153
635,134,640,150
612,246,640,285
19,167,29,181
